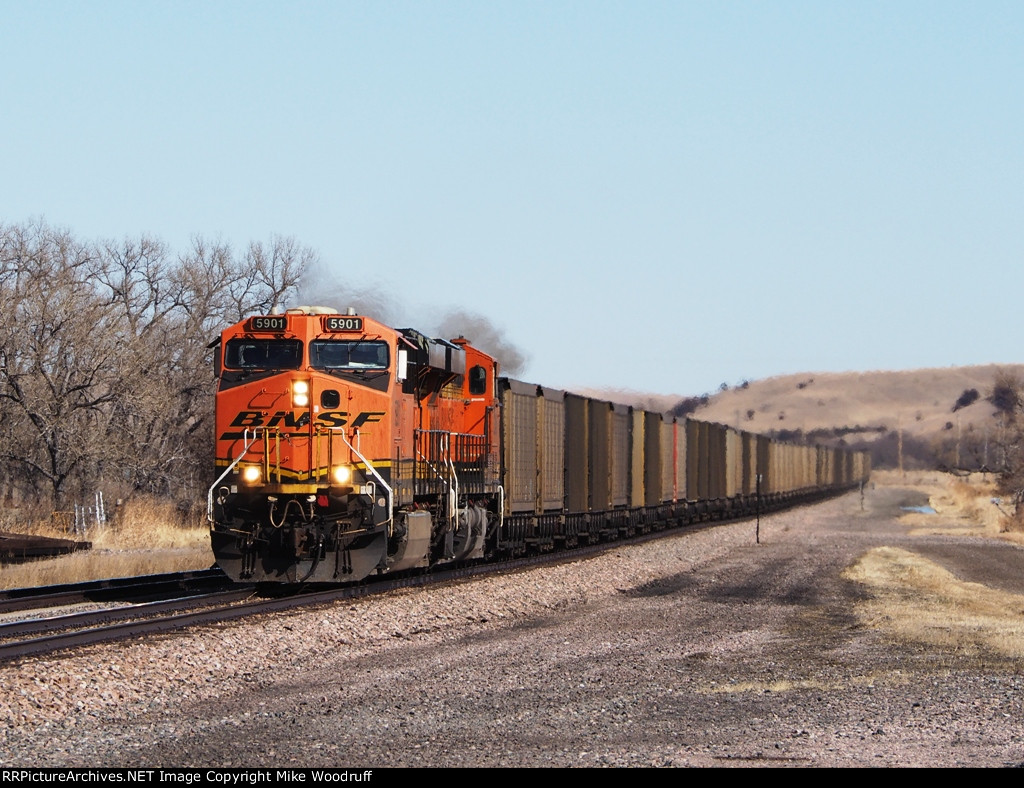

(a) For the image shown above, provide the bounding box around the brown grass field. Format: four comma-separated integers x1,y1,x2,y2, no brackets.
0,497,214,590
693,364,1024,442
845,469,1024,659
588,362,1024,465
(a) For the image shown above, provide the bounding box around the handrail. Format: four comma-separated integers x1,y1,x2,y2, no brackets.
415,446,451,490
207,429,258,523
444,434,458,530
339,429,394,536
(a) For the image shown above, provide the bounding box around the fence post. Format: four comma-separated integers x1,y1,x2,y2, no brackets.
755,473,762,544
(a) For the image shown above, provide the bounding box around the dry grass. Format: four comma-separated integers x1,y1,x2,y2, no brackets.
686,364,1024,443
0,548,215,590
0,497,214,590
838,470,1024,659
871,468,1016,541
707,674,899,695
843,546,1024,659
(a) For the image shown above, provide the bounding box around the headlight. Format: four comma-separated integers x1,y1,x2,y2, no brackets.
293,380,310,407
241,466,262,484
332,465,352,485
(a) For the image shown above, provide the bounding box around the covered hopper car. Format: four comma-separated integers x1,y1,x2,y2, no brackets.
207,306,870,584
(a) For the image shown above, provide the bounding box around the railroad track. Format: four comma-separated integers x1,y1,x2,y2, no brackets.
0,567,447,663
0,513,760,663
0,568,233,615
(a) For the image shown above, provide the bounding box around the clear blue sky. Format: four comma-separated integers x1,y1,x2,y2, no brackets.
3,1,1022,398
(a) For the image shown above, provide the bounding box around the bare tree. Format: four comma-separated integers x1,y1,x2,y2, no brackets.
90,236,202,499
0,220,317,514
95,233,314,501
243,235,316,315
989,369,1024,509
0,221,119,504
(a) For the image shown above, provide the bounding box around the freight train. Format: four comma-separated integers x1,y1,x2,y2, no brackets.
207,306,870,584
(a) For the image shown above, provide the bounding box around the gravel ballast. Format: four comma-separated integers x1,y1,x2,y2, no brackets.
3,483,1024,768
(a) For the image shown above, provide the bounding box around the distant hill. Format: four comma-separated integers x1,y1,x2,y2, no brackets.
582,364,1024,470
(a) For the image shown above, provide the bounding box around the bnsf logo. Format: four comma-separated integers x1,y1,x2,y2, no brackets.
220,410,384,439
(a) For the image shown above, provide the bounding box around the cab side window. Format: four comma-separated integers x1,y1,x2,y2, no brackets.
469,365,488,396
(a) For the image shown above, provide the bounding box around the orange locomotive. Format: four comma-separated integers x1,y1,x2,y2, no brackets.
208,306,501,583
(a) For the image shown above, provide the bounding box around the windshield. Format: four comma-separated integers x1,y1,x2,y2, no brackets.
224,339,303,370
310,340,390,371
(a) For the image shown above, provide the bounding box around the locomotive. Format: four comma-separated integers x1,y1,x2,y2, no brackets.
207,306,870,584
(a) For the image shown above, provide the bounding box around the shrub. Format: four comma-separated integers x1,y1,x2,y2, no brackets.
953,388,980,412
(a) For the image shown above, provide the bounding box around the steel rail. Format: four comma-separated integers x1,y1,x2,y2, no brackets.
0,568,230,615
0,588,258,640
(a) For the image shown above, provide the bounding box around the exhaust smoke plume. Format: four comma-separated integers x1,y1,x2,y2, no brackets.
436,309,529,377
295,266,527,377
295,266,398,325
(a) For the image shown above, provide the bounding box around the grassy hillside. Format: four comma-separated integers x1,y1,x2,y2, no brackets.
584,363,1024,470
